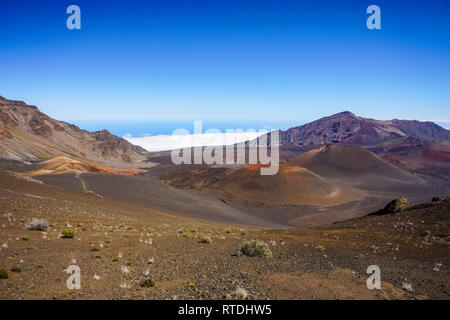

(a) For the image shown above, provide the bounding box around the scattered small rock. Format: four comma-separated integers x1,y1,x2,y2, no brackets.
25,218,49,231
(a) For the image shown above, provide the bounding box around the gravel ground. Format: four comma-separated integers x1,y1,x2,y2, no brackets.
0,171,448,300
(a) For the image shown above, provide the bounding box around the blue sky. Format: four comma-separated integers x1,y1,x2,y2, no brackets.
0,0,449,129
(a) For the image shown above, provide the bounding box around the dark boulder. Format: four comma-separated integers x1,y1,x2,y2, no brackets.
384,197,410,213
369,197,410,216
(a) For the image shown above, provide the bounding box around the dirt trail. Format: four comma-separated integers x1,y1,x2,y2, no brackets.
75,173,103,198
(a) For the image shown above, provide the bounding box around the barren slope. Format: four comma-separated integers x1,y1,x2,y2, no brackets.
279,111,450,147
0,96,149,167
0,171,448,300
290,144,429,194
24,156,145,176
215,164,362,206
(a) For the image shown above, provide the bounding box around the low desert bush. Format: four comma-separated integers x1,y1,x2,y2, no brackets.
140,279,155,288
11,266,21,273
61,228,75,238
198,235,212,244
235,287,249,299
25,218,49,231
240,240,273,258
0,268,8,279
179,228,192,239
402,282,413,292
183,232,192,239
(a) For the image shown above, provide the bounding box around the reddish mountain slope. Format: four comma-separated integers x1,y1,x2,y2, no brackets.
25,156,145,176
215,164,362,206
0,96,148,167
280,111,450,147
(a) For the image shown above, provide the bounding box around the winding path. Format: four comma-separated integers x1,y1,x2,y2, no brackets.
75,173,103,198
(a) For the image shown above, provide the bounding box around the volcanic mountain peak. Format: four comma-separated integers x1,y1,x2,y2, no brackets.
280,111,450,147
325,110,358,119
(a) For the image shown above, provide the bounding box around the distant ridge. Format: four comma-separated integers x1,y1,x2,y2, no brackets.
0,96,148,167
280,111,450,147
2,94,449,164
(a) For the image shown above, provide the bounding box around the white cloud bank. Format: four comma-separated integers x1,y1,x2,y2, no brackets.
124,131,267,152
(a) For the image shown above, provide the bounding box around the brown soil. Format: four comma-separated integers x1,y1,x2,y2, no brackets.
215,164,362,206
25,156,145,176
0,170,448,300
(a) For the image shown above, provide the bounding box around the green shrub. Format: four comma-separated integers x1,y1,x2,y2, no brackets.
21,237,29,241
183,232,192,239
11,266,21,273
179,228,192,239
140,279,155,288
0,268,8,279
240,240,273,258
61,228,75,238
188,282,196,288
198,235,212,244
235,287,249,299
91,247,100,252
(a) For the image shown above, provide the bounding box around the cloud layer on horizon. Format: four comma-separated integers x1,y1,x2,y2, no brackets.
124,132,267,152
